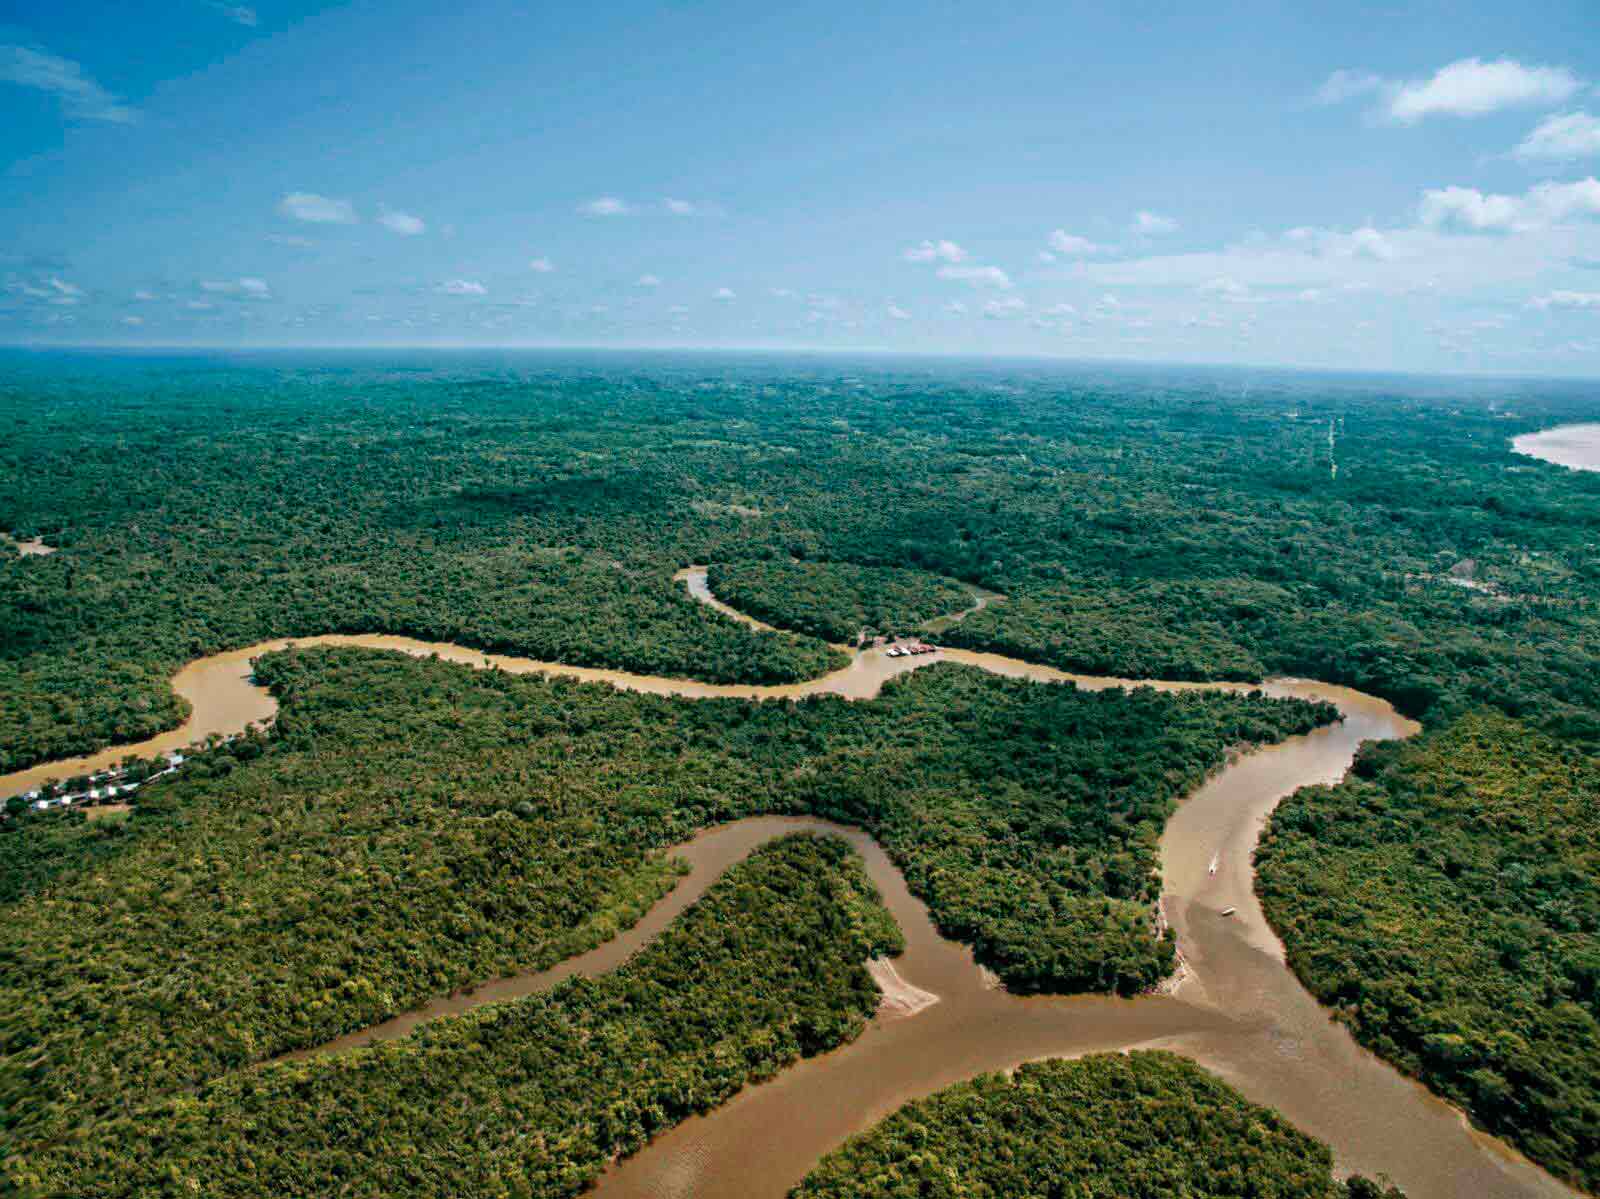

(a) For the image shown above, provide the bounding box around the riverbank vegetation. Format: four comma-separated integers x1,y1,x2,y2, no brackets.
707,560,974,642
791,1052,1404,1199
1257,712,1600,1192
0,646,1327,1162
9,834,899,1198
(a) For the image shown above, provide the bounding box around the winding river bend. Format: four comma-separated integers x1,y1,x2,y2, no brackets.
0,572,1577,1199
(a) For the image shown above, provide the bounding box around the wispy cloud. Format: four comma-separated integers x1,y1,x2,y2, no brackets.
635,274,661,287
437,279,487,296
1048,230,1108,256
937,264,1013,289
713,286,736,301
903,239,966,264
1528,290,1600,310
663,198,696,215
1129,210,1178,236
528,257,555,273
377,206,426,235
579,196,631,216
1313,69,1384,106
886,303,911,320
0,43,136,124
1514,111,1600,162
200,277,273,300
279,193,357,224
211,3,259,26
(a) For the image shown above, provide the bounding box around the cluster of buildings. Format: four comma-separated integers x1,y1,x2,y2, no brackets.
11,752,186,815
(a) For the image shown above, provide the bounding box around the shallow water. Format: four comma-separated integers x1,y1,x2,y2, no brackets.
0,573,1576,1199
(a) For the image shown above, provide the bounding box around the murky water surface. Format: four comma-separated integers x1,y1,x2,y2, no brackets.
0,572,1574,1199
1513,424,1600,472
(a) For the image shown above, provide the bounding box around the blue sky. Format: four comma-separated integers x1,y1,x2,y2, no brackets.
4,1,1600,374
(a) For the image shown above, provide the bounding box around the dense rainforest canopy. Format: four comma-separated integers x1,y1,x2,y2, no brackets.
0,645,1323,1170
5,351,1600,1193
1257,712,1600,1191
791,1052,1404,1199
10,834,900,1198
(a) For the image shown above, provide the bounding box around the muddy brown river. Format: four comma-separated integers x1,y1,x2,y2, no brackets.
1513,424,1600,472
0,571,1577,1199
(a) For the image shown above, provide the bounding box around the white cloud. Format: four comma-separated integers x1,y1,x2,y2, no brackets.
199,277,273,300
378,207,426,236
937,264,1013,289
886,303,911,320
1533,177,1600,221
982,296,1026,319
1130,211,1178,236
1199,276,1253,302
437,279,487,296
903,239,967,264
1388,57,1581,123
47,277,82,298
944,300,968,315
1037,251,1057,264
770,287,797,298
528,257,555,273
279,193,356,224
663,198,696,215
1529,290,1600,310
121,314,144,326
579,196,631,216
635,274,661,287
713,287,736,300
266,233,314,248
1418,178,1600,233
186,300,215,311
0,44,136,124
1418,186,1525,232
133,289,158,302
1048,230,1108,256
213,4,258,26
1314,69,1385,106
668,304,689,315
1515,111,1600,162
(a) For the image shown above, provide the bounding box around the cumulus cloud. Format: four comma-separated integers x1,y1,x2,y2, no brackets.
1388,58,1581,123
635,274,661,287
1515,111,1600,162
886,303,911,320
1418,186,1525,232
1418,178,1600,232
903,239,967,264
378,206,426,235
528,257,555,273
579,196,631,216
0,43,137,124
1529,290,1600,310
279,193,356,224
1129,211,1178,236
937,264,1013,289
1048,230,1108,256
437,279,487,296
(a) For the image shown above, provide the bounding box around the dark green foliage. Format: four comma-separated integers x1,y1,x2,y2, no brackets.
791,1052,1404,1199
10,835,898,1198
0,647,1326,1161
1257,712,1600,1191
707,560,974,642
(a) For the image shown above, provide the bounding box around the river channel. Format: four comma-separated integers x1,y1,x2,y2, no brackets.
0,570,1577,1199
